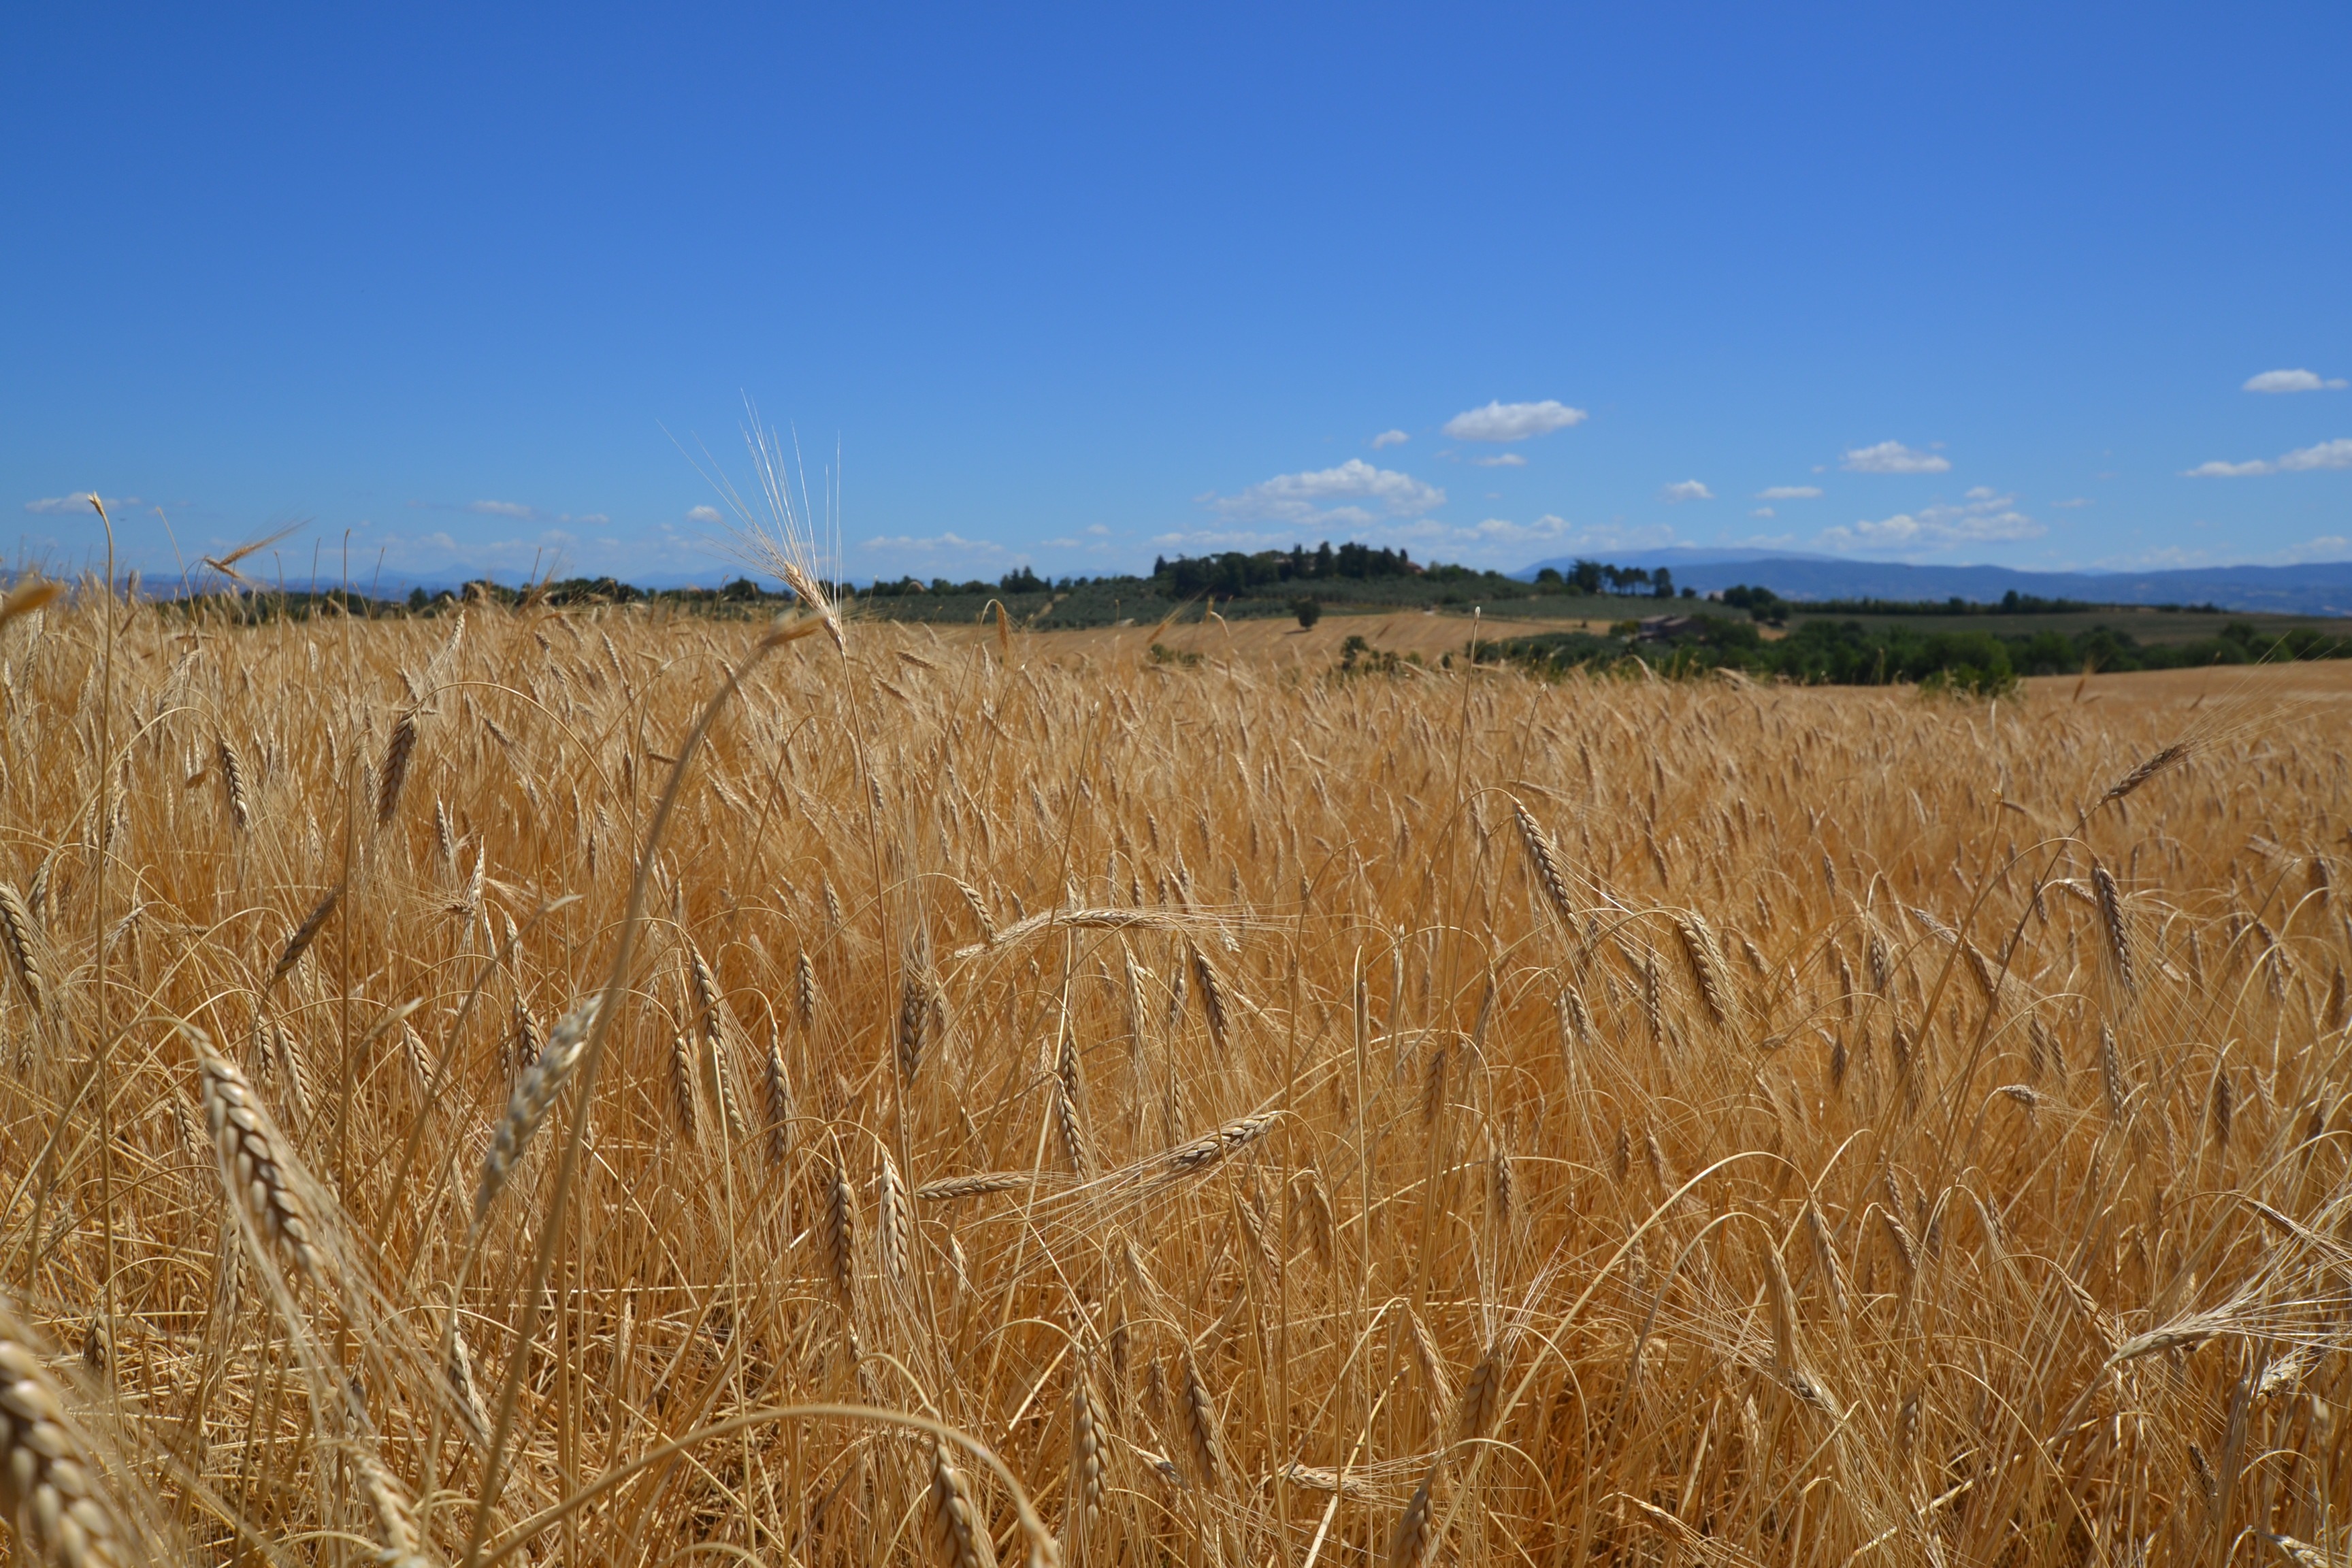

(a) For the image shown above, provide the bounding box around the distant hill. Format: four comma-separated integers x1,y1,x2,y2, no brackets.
1517,552,2352,616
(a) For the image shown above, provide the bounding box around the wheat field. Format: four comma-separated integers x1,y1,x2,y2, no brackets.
1,572,2349,1568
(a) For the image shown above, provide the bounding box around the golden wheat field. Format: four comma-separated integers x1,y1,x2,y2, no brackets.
3,574,2350,1568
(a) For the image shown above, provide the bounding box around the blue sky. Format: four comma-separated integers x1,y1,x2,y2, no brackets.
5,3,2348,587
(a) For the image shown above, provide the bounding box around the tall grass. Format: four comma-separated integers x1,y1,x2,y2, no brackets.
1,572,2347,1566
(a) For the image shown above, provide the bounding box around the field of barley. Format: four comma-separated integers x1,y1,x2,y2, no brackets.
2,572,2349,1568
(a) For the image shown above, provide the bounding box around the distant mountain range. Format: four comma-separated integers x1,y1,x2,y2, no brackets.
1517,551,2352,617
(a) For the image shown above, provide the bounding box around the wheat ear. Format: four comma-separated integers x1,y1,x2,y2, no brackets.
1510,801,1575,924
269,885,340,986
793,949,819,1033
820,1159,857,1303
1671,913,1734,1028
355,1450,429,1568
475,997,600,1220
877,1152,911,1288
376,709,419,828
216,738,250,832
0,1339,133,1568
1068,1371,1102,1545
760,1030,794,1167
0,883,44,1017
2091,862,2135,995
1179,1350,1226,1488
924,1441,1000,1568
1166,1113,1278,1174
1388,1458,1439,1568
196,1045,322,1281
1188,942,1234,1055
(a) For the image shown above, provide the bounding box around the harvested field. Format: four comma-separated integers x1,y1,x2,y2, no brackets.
1,579,2348,1566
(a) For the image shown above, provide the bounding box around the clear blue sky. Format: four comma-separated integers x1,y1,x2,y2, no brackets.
6,3,2348,587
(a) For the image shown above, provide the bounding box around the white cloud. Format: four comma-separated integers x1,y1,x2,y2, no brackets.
858,531,1012,563
468,500,536,519
1084,523,1111,536
1382,516,1682,554
1156,514,1676,570
1441,399,1588,442
576,512,610,525
2279,437,2352,471
2051,497,2093,508
1756,485,1822,500
1661,480,1714,503
685,505,724,523
1815,491,2042,553
1752,507,1776,519
1471,453,1526,468
2183,437,2352,477
1205,458,1446,527
25,493,140,514
2098,535,2352,569
1152,528,1299,550
1371,429,1409,448
1842,441,1951,475
2243,368,2347,393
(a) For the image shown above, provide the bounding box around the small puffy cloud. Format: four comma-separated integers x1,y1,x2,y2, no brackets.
2051,497,2093,508
2243,368,2347,393
576,512,610,525
1816,491,2042,553
2279,437,2352,471
1084,523,1111,536
1757,485,1821,500
685,505,724,523
1661,480,1714,503
1205,458,1445,527
1752,507,1776,518
1371,429,1409,448
2183,437,2352,477
468,500,536,519
1442,399,1588,442
1471,453,1526,468
1842,440,1951,475
25,493,140,514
